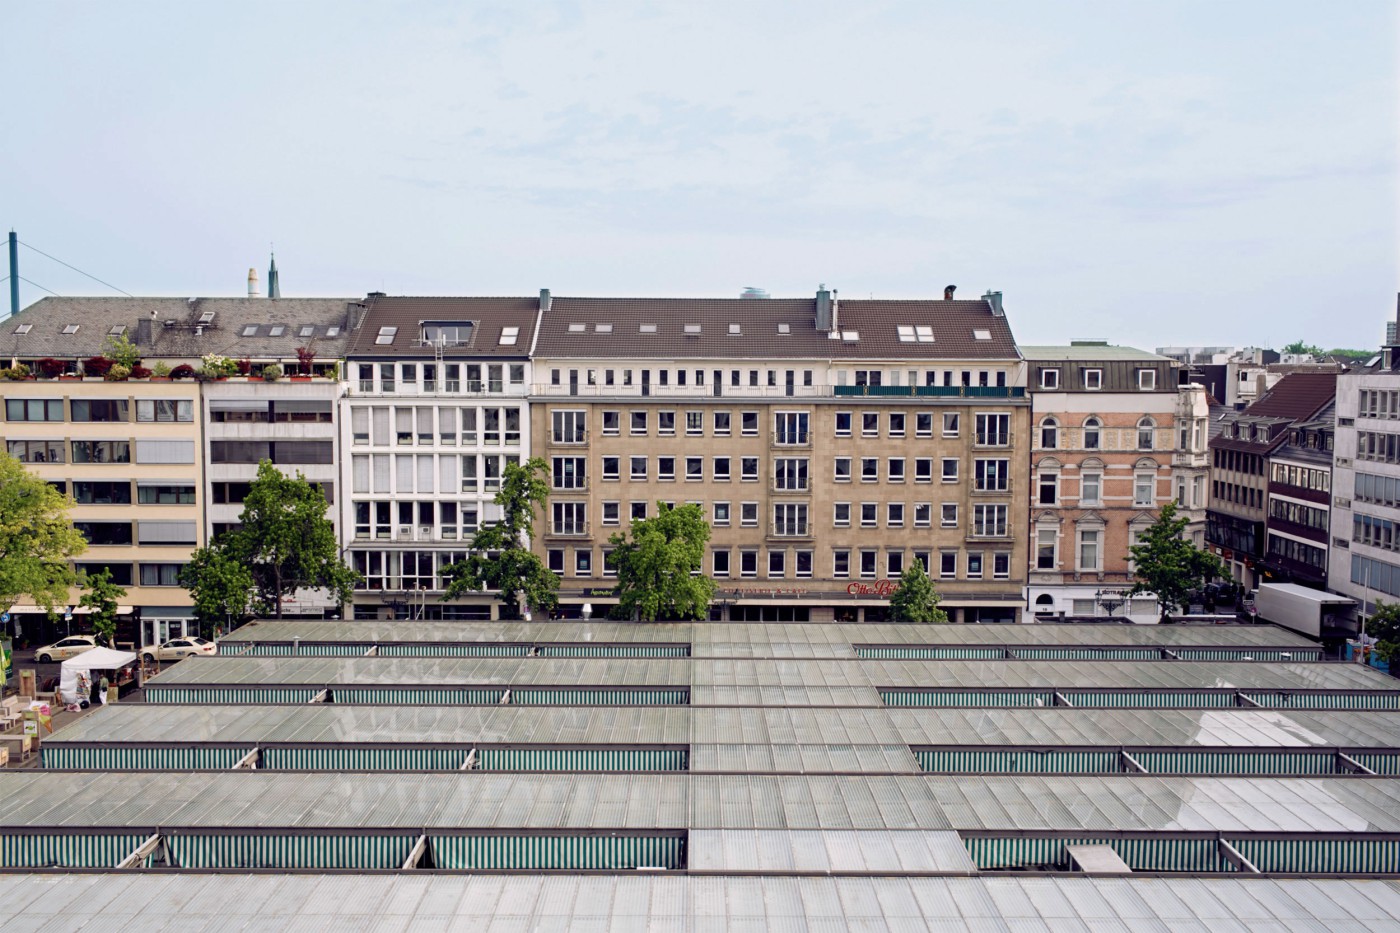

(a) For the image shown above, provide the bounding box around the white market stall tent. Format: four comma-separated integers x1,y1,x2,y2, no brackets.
60,648,137,706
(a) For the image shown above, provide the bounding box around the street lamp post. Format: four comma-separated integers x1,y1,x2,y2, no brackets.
1094,588,1127,621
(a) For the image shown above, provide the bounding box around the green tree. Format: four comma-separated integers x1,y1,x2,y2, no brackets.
443,458,557,618
1281,340,1323,356
888,560,949,624
0,452,87,615
103,332,141,369
182,460,357,619
179,545,256,636
1127,501,1227,621
608,503,714,621
1365,602,1400,663
78,566,126,646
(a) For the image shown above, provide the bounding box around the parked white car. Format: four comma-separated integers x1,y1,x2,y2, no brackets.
142,637,217,663
34,636,99,664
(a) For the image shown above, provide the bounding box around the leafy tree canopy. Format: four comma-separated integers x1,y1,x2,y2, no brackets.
1127,501,1227,620
79,566,126,646
443,457,557,617
0,452,87,615
178,545,256,635
1281,340,1323,356
182,460,357,619
888,560,949,624
1366,602,1400,662
608,502,714,621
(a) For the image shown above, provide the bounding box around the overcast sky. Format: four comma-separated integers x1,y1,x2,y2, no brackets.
3,1,1395,349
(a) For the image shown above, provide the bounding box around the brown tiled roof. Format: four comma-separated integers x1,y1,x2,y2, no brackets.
1243,372,1337,421
534,296,1020,360
345,296,539,358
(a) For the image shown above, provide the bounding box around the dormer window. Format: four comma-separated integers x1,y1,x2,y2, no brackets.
422,322,474,346
1137,368,1157,390
1040,368,1060,390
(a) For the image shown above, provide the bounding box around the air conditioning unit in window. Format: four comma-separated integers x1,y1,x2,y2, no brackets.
418,526,432,541
396,526,414,541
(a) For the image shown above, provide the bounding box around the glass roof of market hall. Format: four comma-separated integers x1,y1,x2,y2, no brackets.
6,620,1400,928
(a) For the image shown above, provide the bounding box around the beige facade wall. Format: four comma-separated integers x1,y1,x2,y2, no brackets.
3,379,203,619
532,394,1029,621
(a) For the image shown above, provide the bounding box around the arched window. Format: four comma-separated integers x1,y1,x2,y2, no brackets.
1083,417,1101,450
1040,417,1058,449
1137,417,1155,450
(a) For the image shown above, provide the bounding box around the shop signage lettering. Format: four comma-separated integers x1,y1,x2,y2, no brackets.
722,587,810,597
846,580,898,597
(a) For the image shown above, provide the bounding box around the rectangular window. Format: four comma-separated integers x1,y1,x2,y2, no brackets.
73,481,132,505
967,552,983,579
888,412,905,437
686,411,704,436
887,503,904,527
741,457,759,482
138,484,196,505
1083,369,1103,390
860,550,877,578
941,458,959,482
630,411,647,435
551,502,587,535
741,502,758,527
1134,473,1155,506
713,502,731,526
795,550,812,578
713,412,731,436
547,549,564,575
941,504,958,528
602,456,620,481
835,412,852,437
974,459,1010,492
713,550,730,577
861,412,879,437
915,412,933,438
602,411,620,436
774,458,808,490
774,412,810,445
993,552,1010,579
72,440,131,464
658,457,675,481
575,549,592,576
658,411,676,436
602,501,620,526
888,458,905,482
70,399,129,423
7,440,65,463
773,503,808,536
768,550,785,578
1040,368,1061,389
630,456,647,481
834,502,851,527
975,413,1009,446
861,457,879,482
551,410,586,444
860,503,877,528
551,457,586,489
1078,529,1101,571
833,550,850,578
1081,473,1102,506
972,504,1008,537
135,520,196,545
915,458,932,483
1036,528,1057,570
914,503,931,527
631,502,647,520
740,550,758,578
942,412,960,437
139,563,185,587
1138,368,1157,390
1038,472,1058,506
940,552,957,579
741,411,758,436
834,458,852,482
887,551,904,577
686,456,703,481
4,399,63,422
713,457,731,482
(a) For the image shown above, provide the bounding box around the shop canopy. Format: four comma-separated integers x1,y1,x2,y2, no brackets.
62,648,137,671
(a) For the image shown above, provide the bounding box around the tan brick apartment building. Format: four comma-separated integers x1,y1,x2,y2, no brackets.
530,288,1030,622
1022,344,1183,622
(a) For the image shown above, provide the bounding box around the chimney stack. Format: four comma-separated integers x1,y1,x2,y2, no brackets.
539,288,552,313
943,284,957,301
815,284,833,332
247,268,259,298
983,290,1004,316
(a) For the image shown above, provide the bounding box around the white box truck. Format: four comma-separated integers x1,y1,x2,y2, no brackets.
1252,583,1356,639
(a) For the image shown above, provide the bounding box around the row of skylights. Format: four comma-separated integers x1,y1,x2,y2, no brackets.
567,323,615,334
897,325,935,343
558,322,802,336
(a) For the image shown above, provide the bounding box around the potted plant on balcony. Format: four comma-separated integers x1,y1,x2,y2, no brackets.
82,356,113,379
104,363,132,381
0,363,31,380
235,358,253,377
261,363,283,382
169,364,197,381
36,358,65,379
129,364,153,380
149,362,173,381
292,345,316,381
198,353,238,382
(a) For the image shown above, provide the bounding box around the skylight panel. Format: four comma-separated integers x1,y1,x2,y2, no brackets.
639,323,658,334
375,326,398,346
198,311,216,324
684,324,701,334
777,323,791,334
973,329,992,340
62,324,80,335
268,325,286,337
498,326,520,346
13,324,32,335
729,324,741,335
326,326,341,337
841,330,859,342
299,326,315,337
897,325,915,342
241,325,258,337
568,323,587,333
916,326,934,343
108,325,127,336
595,324,613,334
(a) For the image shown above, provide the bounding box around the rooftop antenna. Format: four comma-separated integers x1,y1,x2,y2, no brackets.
8,230,18,318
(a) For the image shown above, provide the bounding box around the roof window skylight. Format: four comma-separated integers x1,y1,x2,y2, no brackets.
268,325,286,337
915,326,934,342
684,324,701,334
498,326,520,346
62,324,80,335
375,326,398,345
13,324,32,335
242,325,258,337
595,324,613,334
777,323,791,334
973,329,992,340
299,326,315,337
841,330,859,342
198,311,216,324
639,323,658,334
568,323,586,333
729,324,741,335
326,326,341,337
897,325,915,342
108,325,127,336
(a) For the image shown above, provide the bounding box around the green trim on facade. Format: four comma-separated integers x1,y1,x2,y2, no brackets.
429,834,685,870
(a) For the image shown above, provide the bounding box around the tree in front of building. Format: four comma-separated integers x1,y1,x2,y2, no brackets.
1365,602,1400,664
1127,501,1227,622
888,560,949,624
443,457,558,619
181,460,358,619
79,567,126,646
608,502,714,622
0,452,87,617
178,545,256,637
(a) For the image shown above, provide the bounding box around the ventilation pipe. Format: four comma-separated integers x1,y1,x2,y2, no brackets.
943,284,956,300
8,231,17,318
539,288,552,313
983,290,1004,316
